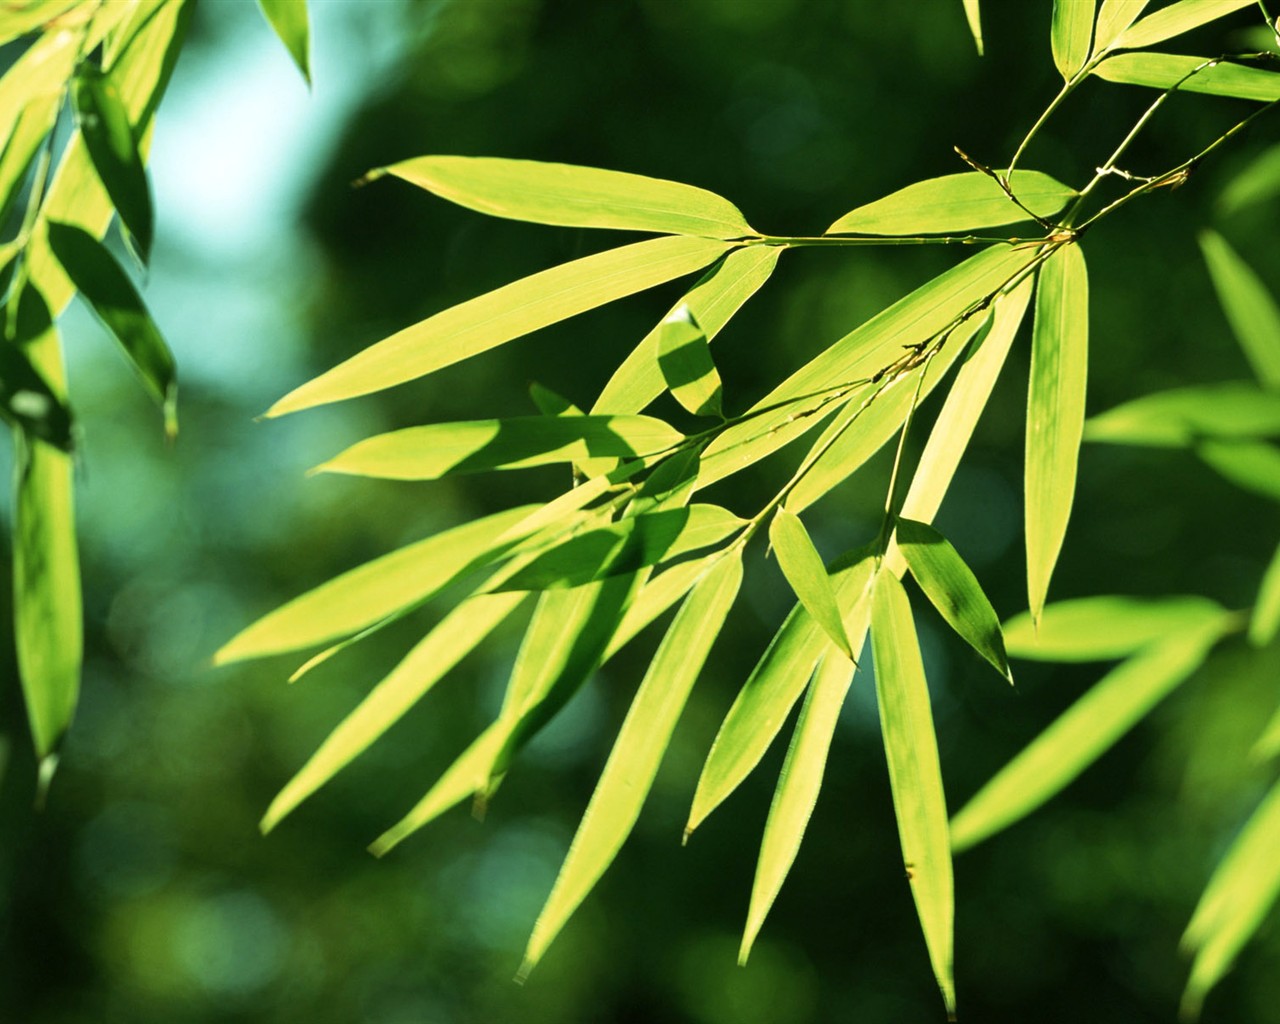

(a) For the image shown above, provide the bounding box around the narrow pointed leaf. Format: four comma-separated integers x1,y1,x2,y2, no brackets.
1026,243,1088,622
0,0,81,46
267,235,732,416
896,518,1011,682
45,221,176,437
528,382,580,417
1199,230,1280,389
1085,383,1280,446
1094,53,1280,102
1197,440,1280,502
740,651,855,963
1052,0,1097,79
376,155,753,238
1249,540,1280,647
770,508,852,658
3,287,74,451
0,94,61,227
961,0,983,55
1092,0,1151,54
870,571,955,1018
603,554,719,659
950,617,1228,852
1003,595,1226,661
256,0,311,84
521,553,743,975
1114,0,1254,51
826,171,1075,236
656,305,724,417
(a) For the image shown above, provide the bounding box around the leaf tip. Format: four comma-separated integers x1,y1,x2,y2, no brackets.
354,166,389,189
514,957,536,986
35,754,59,810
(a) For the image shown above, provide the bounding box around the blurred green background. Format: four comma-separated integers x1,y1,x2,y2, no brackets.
2,1,1279,1021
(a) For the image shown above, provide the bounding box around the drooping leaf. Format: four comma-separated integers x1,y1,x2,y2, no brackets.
656,305,724,417
1085,382,1280,446
0,94,61,227
950,617,1228,852
1052,0,1097,80
1218,143,1280,215
3,287,74,451
603,553,720,659
740,651,855,964
1094,53,1280,102
1025,243,1088,623
520,553,743,977
870,570,955,1019
1199,230,1280,389
1003,595,1227,661
896,518,1011,683
826,171,1076,236
266,235,733,417
256,0,311,85
1249,540,1280,647
769,507,853,658
1113,0,1254,52
961,0,983,55
373,155,754,238
45,221,177,437
1092,0,1151,54
1197,440,1280,502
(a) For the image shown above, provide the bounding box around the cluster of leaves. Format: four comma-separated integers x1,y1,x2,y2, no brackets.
215,0,1280,1017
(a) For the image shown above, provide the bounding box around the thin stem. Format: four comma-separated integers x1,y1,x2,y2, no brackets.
749,233,1031,248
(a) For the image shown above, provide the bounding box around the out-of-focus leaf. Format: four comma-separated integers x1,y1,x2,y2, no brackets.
1052,0,1097,79
962,0,983,55
656,305,724,417
1199,230,1280,389
826,171,1075,236
0,0,80,46
313,415,683,480
3,287,74,450
374,155,753,238
1094,53,1280,101
740,652,855,964
896,518,1011,683
1114,0,1254,51
769,507,852,658
1092,0,1151,54
1003,595,1227,661
1085,382,1280,446
1026,243,1088,623
951,617,1228,852
1180,779,1280,1019
593,245,779,415
520,553,743,976
260,591,531,833
73,68,153,261
256,0,311,84
1198,440,1280,502
1253,700,1280,761
870,571,955,1019
1249,540,1280,647
45,221,176,437
267,235,732,417
0,95,60,227
1218,143,1280,215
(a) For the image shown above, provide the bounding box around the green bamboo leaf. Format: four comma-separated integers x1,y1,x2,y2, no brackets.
1052,0,1097,79
1026,243,1088,623
45,221,177,438
261,591,531,833
266,235,732,417
603,554,718,659
1180,779,1280,1019
896,518,1012,683
215,504,540,664
313,415,683,480
1004,595,1227,661
1092,0,1151,54
1094,53,1280,101
593,245,780,415
0,0,80,46
962,0,983,55
256,0,311,85
656,305,724,417
1085,383,1280,446
1218,143,1280,215
950,617,1228,852
1199,230,1280,389
1197,440,1280,502
740,651,855,964
3,287,74,451
1114,0,1254,51
870,570,955,1019
1249,540,1280,647
73,67,153,261
0,94,61,227
520,553,743,976
769,507,853,659
374,155,753,238
528,382,580,417
826,171,1076,236
1253,699,1280,760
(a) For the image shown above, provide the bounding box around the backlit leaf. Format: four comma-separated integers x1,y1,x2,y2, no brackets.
257,0,311,85
1114,0,1254,51
1094,53,1280,102
1199,230,1280,389
1004,595,1227,661
1052,0,1096,80
962,0,983,55
1092,0,1151,54
769,507,853,658
1197,440,1280,502
1253,699,1280,759
0,95,60,227
3,287,74,451
1085,382,1280,446
657,305,724,417
603,554,719,659
1249,540,1280,647
0,0,80,46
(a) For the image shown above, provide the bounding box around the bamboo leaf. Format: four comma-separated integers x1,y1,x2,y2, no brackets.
896,518,1012,683
1199,230,1280,389
1026,243,1088,623
603,554,718,659
1218,143,1280,215
1114,0,1254,52
740,651,855,963
1003,595,1227,661
769,508,853,659
3,287,74,451
826,171,1076,236
962,0,983,55
870,570,955,1019
1197,440,1280,502
657,305,724,417
1092,0,1151,54
950,617,1228,852
1094,53,1280,102
256,0,311,85
520,553,743,976
1253,699,1280,760
45,221,177,438
528,382,580,417
374,155,753,238
1052,0,1097,79
267,235,732,417
1249,540,1280,647
0,0,80,46
1085,383,1280,446
0,94,61,227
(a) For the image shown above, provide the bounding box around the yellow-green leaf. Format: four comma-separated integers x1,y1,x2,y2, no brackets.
769,507,853,659
962,0,983,55
1197,440,1280,502
1003,595,1227,661
1094,53,1280,101
657,305,724,417
0,0,80,46
1092,0,1151,54
257,0,311,85
1052,0,1097,79
1085,382,1280,446
1249,540,1280,647
1199,230,1280,389
376,155,753,238
3,287,74,451
1253,699,1280,760
870,570,955,1019
267,235,732,417
1026,243,1088,623
602,553,718,660
1113,0,1253,52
